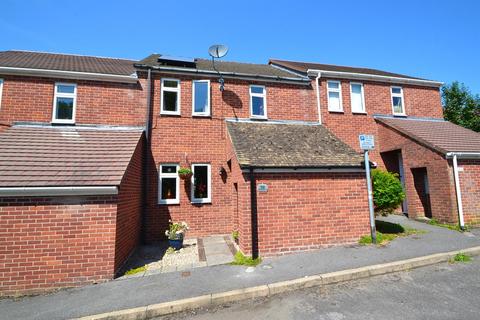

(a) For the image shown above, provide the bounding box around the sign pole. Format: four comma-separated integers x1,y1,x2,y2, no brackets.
364,150,377,244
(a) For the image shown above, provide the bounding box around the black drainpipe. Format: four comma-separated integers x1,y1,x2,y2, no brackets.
141,68,152,243
249,166,259,259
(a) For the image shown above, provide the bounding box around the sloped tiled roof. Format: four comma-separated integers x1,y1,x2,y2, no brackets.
0,50,137,76
376,117,480,154
0,125,143,187
269,59,426,80
227,121,363,168
136,54,307,81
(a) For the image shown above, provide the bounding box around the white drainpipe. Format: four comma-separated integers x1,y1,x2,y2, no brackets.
451,154,465,230
315,72,322,124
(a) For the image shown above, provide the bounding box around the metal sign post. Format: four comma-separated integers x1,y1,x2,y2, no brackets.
359,135,377,244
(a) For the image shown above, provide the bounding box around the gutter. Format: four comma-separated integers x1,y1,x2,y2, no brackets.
307,69,443,88
241,166,364,173
134,64,311,86
0,186,118,197
0,66,138,84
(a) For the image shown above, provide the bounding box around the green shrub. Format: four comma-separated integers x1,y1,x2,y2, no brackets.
230,251,262,266
124,265,147,275
450,252,472,263
371,169,405,216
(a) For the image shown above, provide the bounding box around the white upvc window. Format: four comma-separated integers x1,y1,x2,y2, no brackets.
52,83,77,124
327,80,343,112
249,85,267,119
0,79,3,109
191,164,211,203
161,78,181,115
159,164,180,204
391,86,406,115
192,80,210,116
350,82,366,113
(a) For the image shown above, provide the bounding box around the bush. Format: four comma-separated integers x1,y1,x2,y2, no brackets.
230,251,262,266
371,169,405,216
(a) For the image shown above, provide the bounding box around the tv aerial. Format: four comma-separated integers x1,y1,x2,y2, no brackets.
208,44,229,92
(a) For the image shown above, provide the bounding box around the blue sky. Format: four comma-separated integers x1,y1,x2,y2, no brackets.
2,0,479,94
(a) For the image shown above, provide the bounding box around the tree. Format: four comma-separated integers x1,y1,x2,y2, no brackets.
442,81,480,132
371,169,405,216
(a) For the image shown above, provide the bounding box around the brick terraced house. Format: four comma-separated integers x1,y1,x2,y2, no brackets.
0,50,479,295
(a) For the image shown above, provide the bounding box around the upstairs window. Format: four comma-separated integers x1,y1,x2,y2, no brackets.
52,83,77,124
161,79,180,115
0,79,3,109
327,81,343,112
350,83,366,113
192,80,210,116
250,85,267,119
391,86,405,115
191,164,211,203
159,164,179,204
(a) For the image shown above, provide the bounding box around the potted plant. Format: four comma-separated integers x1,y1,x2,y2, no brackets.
178,167,193,180
165,221,189,250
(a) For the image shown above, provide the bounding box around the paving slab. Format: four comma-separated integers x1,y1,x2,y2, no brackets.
1,216,479,320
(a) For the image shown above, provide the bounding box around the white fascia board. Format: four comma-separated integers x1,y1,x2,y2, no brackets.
446,152,480,159
307,69,443,88
0,186,119,197
0,67,138,84
242,167,364,173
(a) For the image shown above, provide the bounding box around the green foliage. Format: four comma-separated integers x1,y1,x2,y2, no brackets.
359,232,396,245
230,251,262,266
178,167,193,175
124,265,146,275
442,81,480,132
165,247,176,255
428,218,468,232
450,252,472,263
232,230,239,241
371,169,405,216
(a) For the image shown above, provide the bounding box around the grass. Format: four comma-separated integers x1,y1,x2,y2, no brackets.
359,220,426,245
428,218,469,232
124,265,147,276
230,251,262,266
450,252,472,263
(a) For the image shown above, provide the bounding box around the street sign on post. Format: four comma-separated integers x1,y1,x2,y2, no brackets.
359,134,377,244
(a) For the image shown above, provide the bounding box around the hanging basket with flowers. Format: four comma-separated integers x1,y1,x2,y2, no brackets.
178,167,193,180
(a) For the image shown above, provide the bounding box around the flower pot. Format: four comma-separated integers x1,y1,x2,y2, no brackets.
179,172,193,180
168,238,184,250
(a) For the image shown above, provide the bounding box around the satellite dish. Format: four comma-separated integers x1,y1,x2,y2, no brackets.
208,44,229,58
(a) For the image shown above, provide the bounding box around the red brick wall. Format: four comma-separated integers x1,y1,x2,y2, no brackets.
318,78,443,163
144,74,315,242
458,160,480,225
115,135,144,272
377,122,457,223
0,75,147,127
0,196,118,297
239,172,370,256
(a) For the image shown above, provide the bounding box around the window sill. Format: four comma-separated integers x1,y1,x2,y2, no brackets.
158,201,180,205
51,120,75,125
328,110,344,113
191,200,212,204
192,114,212,118
393,113,407,117
160,112,181,116
352,111,367,115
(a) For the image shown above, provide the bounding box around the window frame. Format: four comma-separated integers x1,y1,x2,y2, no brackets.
350,82,366,114
391,86,406,116
191,80,211,117
327,80,343,112
191,163,212,204
249,85,267,119
0,79,3,110
52,82,77,124
161,78,181,116
158,163,180,205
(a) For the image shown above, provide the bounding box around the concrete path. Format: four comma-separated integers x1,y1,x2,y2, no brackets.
201,235,236,266
1,216,479,320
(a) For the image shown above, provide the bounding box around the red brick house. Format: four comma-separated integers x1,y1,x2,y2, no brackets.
270,59,480,227
0,50,479,295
